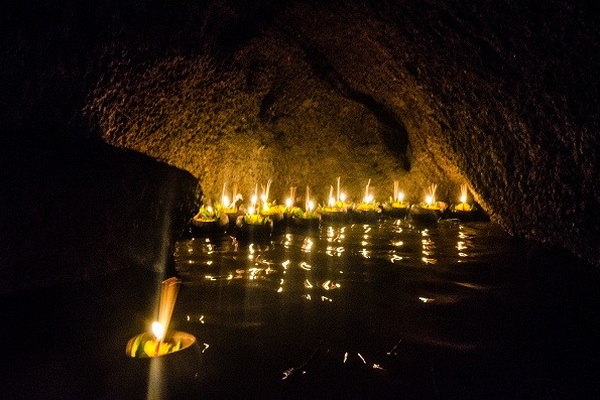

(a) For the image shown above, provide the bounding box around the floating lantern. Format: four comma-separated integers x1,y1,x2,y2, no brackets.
455,184,472,212
319,179,349,223
447,183,489,221
352,178,381,223
190,203,229,237
291,185,321,231
126,278,195,359
236,189,274,241
382,181,410,218
409,183,447,224
381,181,410,218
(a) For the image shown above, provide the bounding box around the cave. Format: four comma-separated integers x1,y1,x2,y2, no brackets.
1,0,599,398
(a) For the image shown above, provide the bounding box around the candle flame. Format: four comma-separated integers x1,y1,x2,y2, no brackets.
397,191,405,202
222,195,230,208
152,321,165,341
340,192,347,202
425,183,438,205
285,197,293,208
460,184,468,204
307,200,315,211
248,205,255,215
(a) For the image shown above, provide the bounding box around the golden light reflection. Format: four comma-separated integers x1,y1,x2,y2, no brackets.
322,280,341,290
326,246,344,257
304,279,314,288
389,253,403,263
301,238,314,252
299,262,312,270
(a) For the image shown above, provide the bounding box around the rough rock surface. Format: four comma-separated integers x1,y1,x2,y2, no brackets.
0,137,199,293
2,0,599,266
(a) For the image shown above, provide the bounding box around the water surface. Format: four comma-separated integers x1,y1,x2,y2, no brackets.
171,219,600,398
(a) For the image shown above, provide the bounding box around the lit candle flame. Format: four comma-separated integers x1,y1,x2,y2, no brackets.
285,197,292,208
152,321,165,341
425,183,438,205
460,183,468,204
397,192,405,202
363,178,371,203
248,205,256,215
339,192,347,202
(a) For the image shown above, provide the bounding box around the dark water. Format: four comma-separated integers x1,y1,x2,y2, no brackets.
169,219,600,399
1,219,599,399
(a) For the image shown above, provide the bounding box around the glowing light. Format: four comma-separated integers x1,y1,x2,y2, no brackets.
397,192,405,202
301,238,314,252
277,287,283,293
419,297,434,303
300,262,312,270
425,183,438,205
363,178,372,203
339,192,347,202
307,200,315,211
152,321,165,341
285,197,293,208
343,352,348,363
222,195,230,208
248,205,256,215
460,183,468,204
282,260,290,269
304,279,314,288
328,196,335,207
357,353,366,364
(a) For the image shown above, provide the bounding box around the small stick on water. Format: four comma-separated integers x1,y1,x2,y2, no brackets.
387,338,403,355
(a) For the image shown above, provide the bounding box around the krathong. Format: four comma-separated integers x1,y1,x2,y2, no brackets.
455,184,473,212
126,278,196,358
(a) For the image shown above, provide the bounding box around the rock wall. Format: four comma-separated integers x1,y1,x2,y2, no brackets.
2,0,599,266
0,137,199,293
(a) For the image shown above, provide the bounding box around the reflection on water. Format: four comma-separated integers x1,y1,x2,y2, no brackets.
171,219,600,398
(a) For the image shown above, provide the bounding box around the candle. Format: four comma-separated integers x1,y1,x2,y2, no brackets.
363,179,372,203
456,184,473,211
424,183,438,209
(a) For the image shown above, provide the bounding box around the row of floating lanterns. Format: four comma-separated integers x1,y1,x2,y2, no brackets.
190,178,488,239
